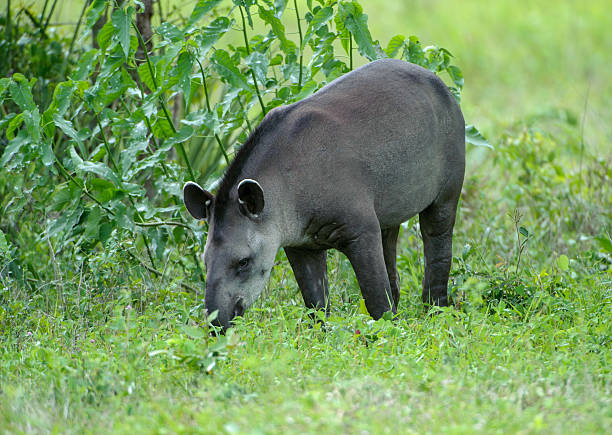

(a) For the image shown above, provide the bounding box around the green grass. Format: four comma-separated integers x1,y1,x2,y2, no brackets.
2,0,612,433
1,122,610,432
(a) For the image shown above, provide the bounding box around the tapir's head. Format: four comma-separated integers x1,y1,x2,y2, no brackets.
183,179,279,331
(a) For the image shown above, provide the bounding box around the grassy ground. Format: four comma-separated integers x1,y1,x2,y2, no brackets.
2,0,612,433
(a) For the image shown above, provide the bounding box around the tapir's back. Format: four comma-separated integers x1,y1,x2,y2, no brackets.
253,59,465,227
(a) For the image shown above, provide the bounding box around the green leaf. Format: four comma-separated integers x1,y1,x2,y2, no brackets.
292,80,318,101
112,201,135,232
99,221,114,245
235,0,255,27
152,114,175,139
210,49,251,91
182,110,220,135
138,62,157,92
22,109,40,143
187,0,223,28
71,51,98,81
85,206,102,241
178,324,205,339
53,115,83,147
6,112,24,140
49,183,82,212
164,125,195,147
9,75,36,111
0,229,10,256
0,78,10,105
337,1,382,61
447,65,464,89
0,132,29,167
595,236,612,254
157,22,184,43
465,125,493,149
111,7,132,59
385,35,405,58
245,52,269,85
0,113,15,133
85,0,107,28
557,255,570,272
258,6,296,57
70,147,120,184
519,226,529,238
358,298,368,315
97,20,116,51
196,17,233,57
177,52,193,106
88,178,120,203
302,6,334,49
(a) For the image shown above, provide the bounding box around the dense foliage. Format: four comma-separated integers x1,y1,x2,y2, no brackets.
0,0,610,432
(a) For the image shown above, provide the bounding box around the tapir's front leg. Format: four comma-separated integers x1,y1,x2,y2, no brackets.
341,220,395,318
285,247,330,314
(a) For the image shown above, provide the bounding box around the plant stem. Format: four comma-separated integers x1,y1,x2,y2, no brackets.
237,98,253,134
293,0,303,89
39,0,49,27
239,5,267,116
63,0,88,76
4,0,11,74
349,33,353,70
195,56,230,164
42,0,59,34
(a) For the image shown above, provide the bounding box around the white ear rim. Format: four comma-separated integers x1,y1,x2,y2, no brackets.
237,178,264,217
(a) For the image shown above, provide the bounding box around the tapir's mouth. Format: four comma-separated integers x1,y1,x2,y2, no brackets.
232,297,245,319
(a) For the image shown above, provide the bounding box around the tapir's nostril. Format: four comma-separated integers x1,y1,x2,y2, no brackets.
233,298,245,319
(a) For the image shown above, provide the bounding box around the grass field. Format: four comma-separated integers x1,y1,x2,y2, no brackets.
2,0,611,433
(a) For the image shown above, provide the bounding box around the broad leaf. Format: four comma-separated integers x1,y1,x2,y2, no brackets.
9,75,36,112
465,125,493,149
177,52,194,106
302,6,334,50
196,17,233,57
54,115,83,147
245,52,269,85
258,6,296,58
385,35,405,58
70,147,120,185
338,2,382,61
111,7,133,59
210,50,251,91
187,0,223,28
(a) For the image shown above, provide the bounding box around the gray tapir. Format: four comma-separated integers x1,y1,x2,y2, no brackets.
183,58,465,330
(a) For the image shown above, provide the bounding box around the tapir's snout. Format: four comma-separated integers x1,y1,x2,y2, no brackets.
205,289,246,333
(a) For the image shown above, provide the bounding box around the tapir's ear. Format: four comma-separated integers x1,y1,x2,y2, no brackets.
237,179,264,218
183,181,214,220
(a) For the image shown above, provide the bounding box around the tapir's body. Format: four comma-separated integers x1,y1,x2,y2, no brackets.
184,59,465,330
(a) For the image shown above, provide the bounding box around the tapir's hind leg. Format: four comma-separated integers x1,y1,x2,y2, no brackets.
419,188,461,307
381,225,401,309
285,247,330,314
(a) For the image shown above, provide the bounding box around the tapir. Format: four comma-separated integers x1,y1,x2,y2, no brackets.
183,58,465,331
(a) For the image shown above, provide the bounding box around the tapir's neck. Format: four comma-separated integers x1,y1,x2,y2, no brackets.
253,169,303,248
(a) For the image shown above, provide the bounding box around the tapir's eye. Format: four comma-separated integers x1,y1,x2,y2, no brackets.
238,258,250,269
